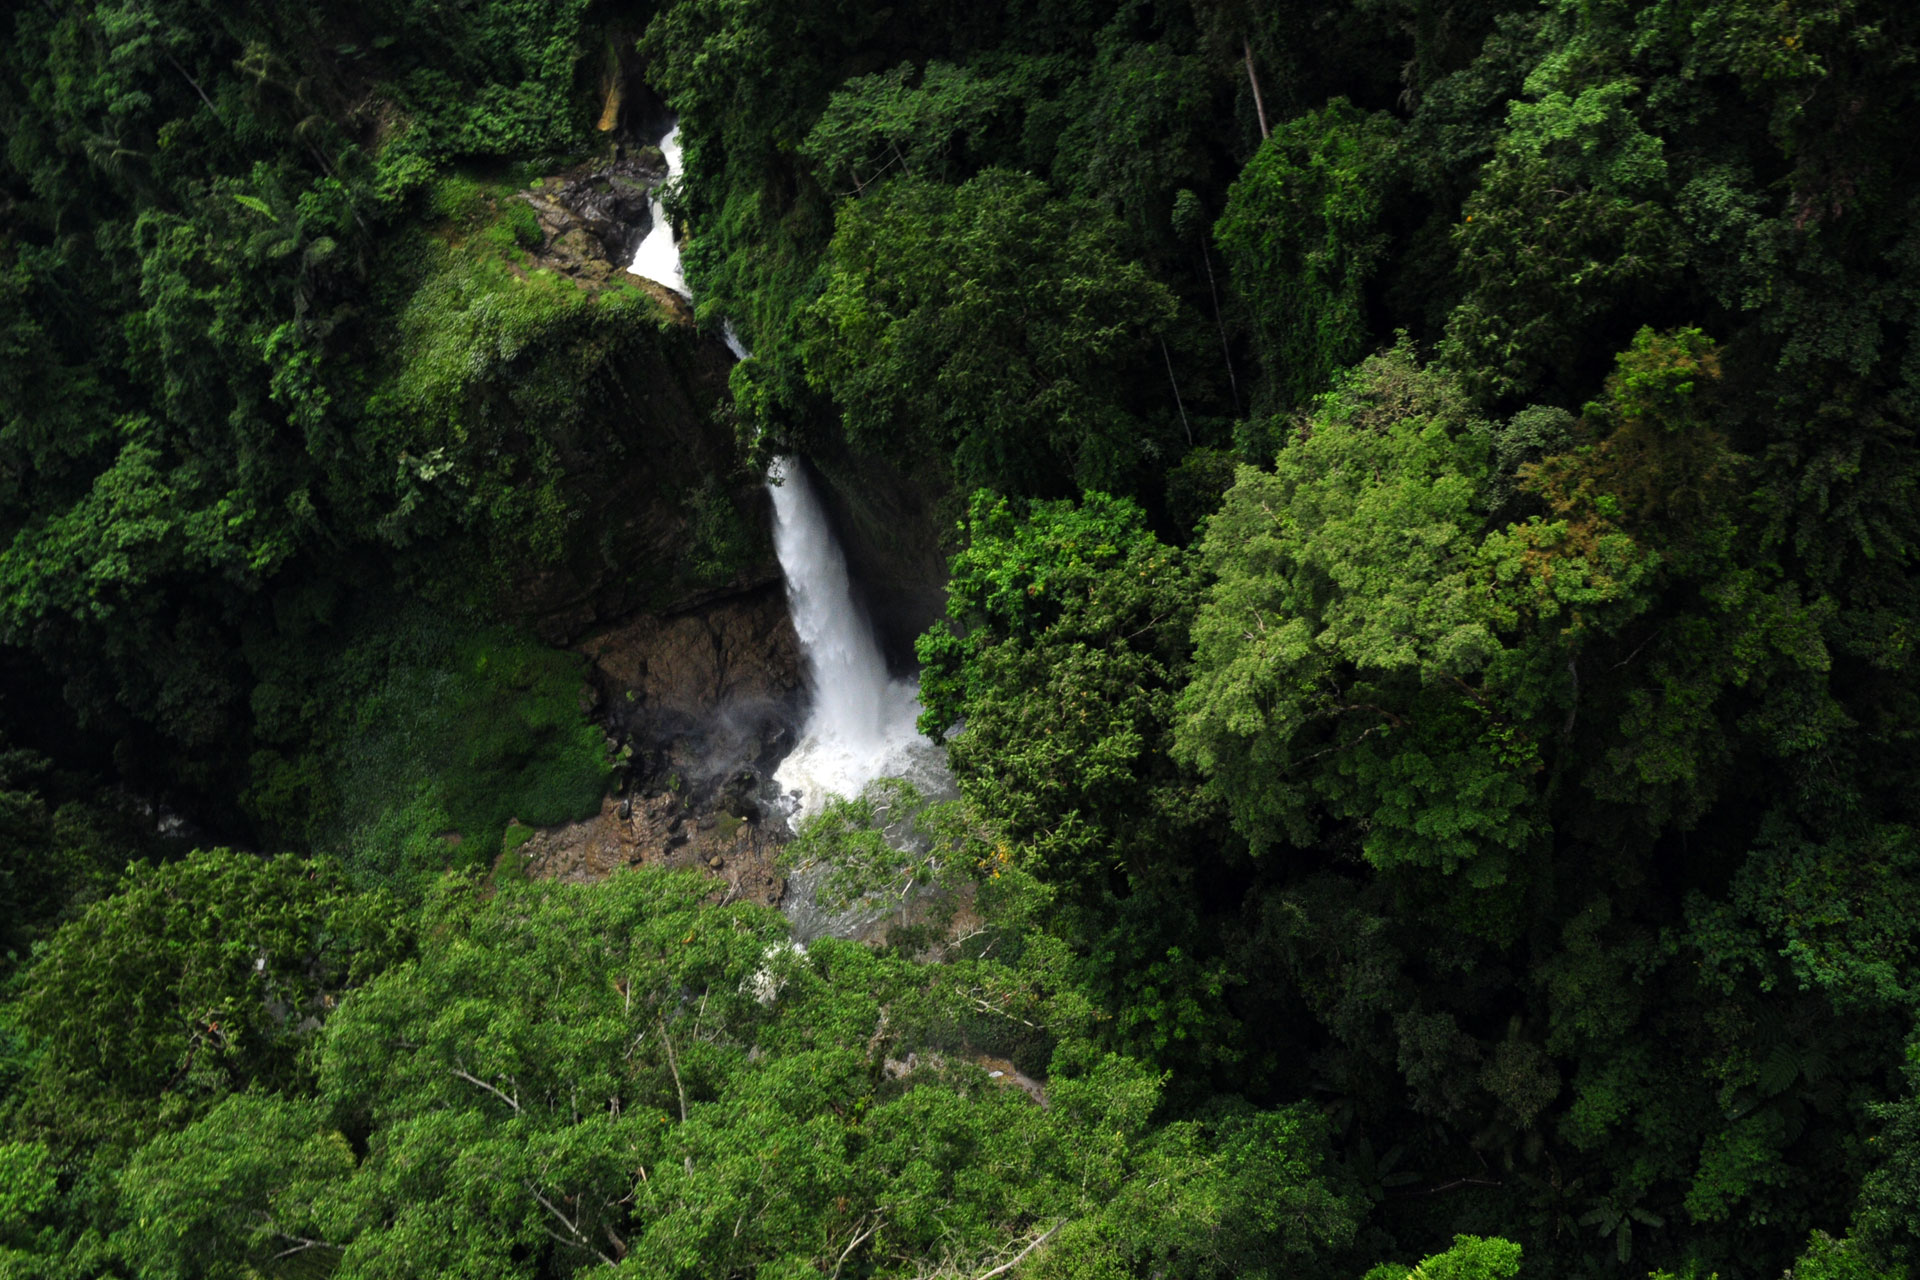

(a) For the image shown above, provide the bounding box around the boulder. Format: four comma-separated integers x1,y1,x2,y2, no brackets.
580,583,801,723
515,152,667,284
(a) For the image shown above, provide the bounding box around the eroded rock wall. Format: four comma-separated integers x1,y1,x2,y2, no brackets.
801,446,957,673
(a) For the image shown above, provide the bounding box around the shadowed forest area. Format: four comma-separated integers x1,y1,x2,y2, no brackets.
3,1,1919,1277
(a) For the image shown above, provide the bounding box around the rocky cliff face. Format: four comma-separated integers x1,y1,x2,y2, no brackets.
803,445,958,672
517,586,802,904
516,154,663,286
472,156,778,644
375,145,770,652
506,320,773,644
582,582,802,792
462,157,807,893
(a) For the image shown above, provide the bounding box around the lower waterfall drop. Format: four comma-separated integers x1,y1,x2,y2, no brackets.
766,456,950,820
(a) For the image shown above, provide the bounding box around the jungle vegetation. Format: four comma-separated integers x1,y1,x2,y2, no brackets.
3,1,1919,1277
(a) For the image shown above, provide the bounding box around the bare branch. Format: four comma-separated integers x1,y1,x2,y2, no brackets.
660,1017,695,1174
536,1221,615,1265
1160,339,1192,447
973,1221,1065,1280
659,1019,689,1124
451,1066,520,1113
162,52,220,118
831,1215,881,1280
524,1182,616,1267
1612,628,1663,670
269,1234,342,1262
1243,39,1270,139
966,992,1038,1029
1337,702,1408,729
1398,1176,1503,1198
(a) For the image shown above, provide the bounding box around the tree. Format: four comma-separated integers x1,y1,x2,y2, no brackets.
919,490,1209,889
1363,1234,1522,1280
99,867,1358,1279
802,171,1181,495
1175,344,1546,884
8,849,392,1155
1439,52,1685,401
1214,99,1398,432
114,1094,355,1280
0,1140,58,1277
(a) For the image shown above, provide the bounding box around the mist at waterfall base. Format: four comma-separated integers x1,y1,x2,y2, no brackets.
624,118,953,892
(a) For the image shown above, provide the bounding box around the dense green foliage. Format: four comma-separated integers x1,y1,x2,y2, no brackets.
249,612,612,883
1214,99,1397,434
804,171,1179,493
6,0,1920,1277
0,0,674,810
657,0,1920,1273
4,863,1361,1279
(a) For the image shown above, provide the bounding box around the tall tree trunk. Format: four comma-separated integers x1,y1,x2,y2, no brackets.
1244,38,1270,140
1160,338,1193,447
1201,242,1240,415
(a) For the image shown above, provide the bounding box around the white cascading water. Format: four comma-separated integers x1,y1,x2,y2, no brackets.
766,458,948,819
626,125,688,297
624,120,950,824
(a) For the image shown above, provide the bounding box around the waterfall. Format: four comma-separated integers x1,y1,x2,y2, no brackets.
626,125,688,297
767,458,946,819
621,118,950,825
767,457,891,745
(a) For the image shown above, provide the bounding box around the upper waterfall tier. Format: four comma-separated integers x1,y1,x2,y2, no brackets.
626,124,687,297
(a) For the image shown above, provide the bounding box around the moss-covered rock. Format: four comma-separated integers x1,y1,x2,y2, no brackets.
366,172,777,641
247,609,613,887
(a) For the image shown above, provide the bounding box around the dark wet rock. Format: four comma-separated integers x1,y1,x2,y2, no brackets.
791,450,955,674
520,582,806,903
508,329,775,642
582,585,800,722
581,588,799,819
516,153,666,280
